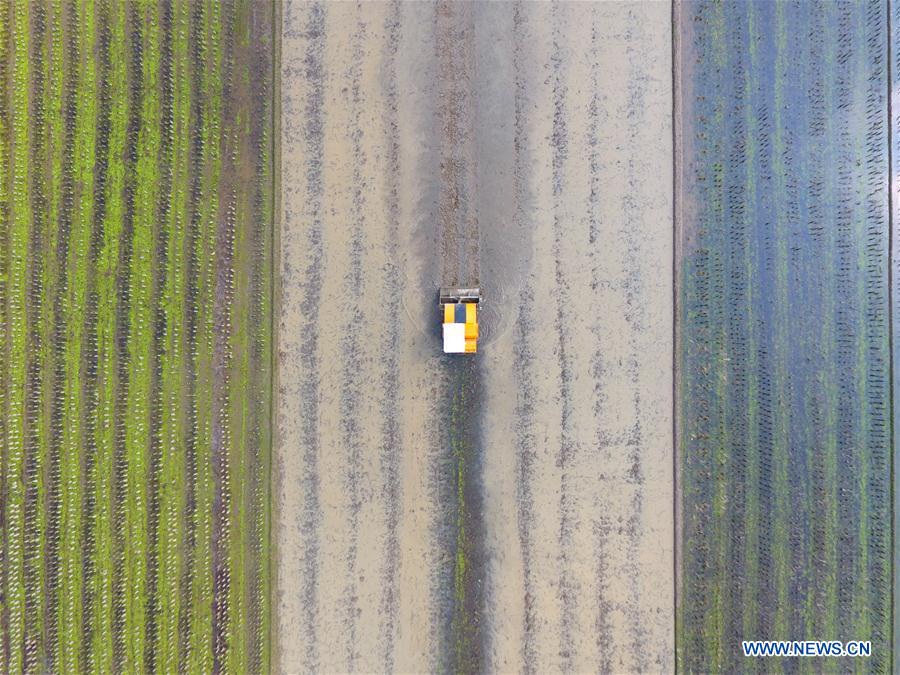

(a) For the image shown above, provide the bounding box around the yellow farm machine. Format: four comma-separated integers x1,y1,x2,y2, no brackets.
440,287,480,354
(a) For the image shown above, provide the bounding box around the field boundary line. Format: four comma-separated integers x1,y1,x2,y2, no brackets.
888,0,896,670
269,0,282,670
671,0,683,671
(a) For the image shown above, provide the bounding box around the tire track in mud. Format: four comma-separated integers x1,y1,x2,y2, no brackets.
436,1,479,287
433,4,485,673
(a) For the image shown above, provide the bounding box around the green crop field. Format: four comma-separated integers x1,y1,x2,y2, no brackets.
0,0,273,671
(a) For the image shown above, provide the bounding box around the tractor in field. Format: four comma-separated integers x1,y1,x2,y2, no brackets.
440,287,480,354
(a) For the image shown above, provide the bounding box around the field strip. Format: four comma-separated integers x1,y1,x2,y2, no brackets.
676,2,892,671
0,1,273,670
276,3,675,672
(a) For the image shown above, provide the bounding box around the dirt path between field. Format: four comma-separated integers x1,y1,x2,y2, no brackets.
275,2,674,672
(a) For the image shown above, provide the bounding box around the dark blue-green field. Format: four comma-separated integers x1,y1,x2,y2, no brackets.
678,1,892,672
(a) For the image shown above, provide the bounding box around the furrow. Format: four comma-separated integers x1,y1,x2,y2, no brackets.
618,11,653,672
109,3,140,667
224,0,254,669
57,0,97,669
23,3,47,669
179,3,205,666
246,1,275,671
513,282,538,674
507,8,538,672
585,12,612,673
211,1,238,669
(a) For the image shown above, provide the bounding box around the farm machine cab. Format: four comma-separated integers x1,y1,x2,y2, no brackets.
440,287,480,354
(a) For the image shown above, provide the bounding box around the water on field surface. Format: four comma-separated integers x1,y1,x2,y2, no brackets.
677,1,891,671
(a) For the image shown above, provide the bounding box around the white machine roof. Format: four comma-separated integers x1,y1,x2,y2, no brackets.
443,323,466,354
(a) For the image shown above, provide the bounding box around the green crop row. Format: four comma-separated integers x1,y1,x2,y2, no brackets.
88,0,125,671
0,1,7,666
187,0,220,671
9,1,31,669
156,0,190,668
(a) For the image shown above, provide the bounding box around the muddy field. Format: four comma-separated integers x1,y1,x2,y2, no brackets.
276,1,674,672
